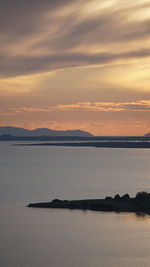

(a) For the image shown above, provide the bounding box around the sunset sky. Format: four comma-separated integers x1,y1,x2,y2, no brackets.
1,0,150,135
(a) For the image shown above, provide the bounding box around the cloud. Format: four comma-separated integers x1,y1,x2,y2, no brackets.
1,0,150,77
0,0,71,35
9,100,150,113
1,49,150,78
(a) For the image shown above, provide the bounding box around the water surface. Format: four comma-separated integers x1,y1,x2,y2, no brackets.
1,141,150,267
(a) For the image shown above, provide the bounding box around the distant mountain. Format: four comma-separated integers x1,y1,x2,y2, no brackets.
0,126,93,137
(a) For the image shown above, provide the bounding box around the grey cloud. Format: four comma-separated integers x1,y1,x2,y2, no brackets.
123,104,150,111
0,0,72,36
1,48,150,77
0,0,150,77
55,12,150,51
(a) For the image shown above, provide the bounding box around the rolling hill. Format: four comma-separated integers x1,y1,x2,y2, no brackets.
0,126,93,137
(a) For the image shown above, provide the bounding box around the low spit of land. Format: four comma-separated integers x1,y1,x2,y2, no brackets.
28,192,150,215
17,141,150,148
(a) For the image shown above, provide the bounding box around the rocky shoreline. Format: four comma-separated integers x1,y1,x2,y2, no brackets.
28,192,150,215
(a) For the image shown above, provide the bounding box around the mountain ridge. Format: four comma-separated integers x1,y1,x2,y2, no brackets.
0,126,93,137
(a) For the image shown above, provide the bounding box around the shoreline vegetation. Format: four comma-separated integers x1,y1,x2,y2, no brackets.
28,192,150,215
16,141,150,148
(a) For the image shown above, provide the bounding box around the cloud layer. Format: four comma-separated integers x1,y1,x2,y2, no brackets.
0,1,150,135
1,0,150,77
8,100,150,113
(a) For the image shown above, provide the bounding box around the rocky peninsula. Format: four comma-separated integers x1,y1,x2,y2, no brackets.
28,192,150,215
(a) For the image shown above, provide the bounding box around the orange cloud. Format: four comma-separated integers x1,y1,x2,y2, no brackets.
9,100,150,113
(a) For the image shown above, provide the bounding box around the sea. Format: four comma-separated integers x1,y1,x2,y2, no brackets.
1,141,150,267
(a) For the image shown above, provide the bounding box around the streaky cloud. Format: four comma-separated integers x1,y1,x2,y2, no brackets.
0,0,150,77
8,100,150,113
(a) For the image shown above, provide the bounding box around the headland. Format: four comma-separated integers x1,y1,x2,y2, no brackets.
28,192,150,215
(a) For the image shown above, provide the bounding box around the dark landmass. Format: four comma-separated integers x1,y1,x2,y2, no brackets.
16,141,150,148
0,126,93,137
145,133,150,137
1,135,150,142
0,126,150,142
28,192,150,215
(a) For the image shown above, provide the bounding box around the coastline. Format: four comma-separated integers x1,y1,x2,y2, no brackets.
16,141,150,149
28,192,150,215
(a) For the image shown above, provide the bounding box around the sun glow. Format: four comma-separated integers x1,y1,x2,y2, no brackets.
0,0,150,135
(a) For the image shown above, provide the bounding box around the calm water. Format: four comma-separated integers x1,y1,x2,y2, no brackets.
1,141,150,267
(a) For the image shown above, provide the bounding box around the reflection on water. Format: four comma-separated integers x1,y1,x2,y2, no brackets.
1,142,150,266
1,206,150,267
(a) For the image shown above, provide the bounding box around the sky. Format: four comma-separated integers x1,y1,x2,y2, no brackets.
0,0,150,136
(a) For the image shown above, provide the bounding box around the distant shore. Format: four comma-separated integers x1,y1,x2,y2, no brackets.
16,141,150,148
28,192,150,215
0,134,149,142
